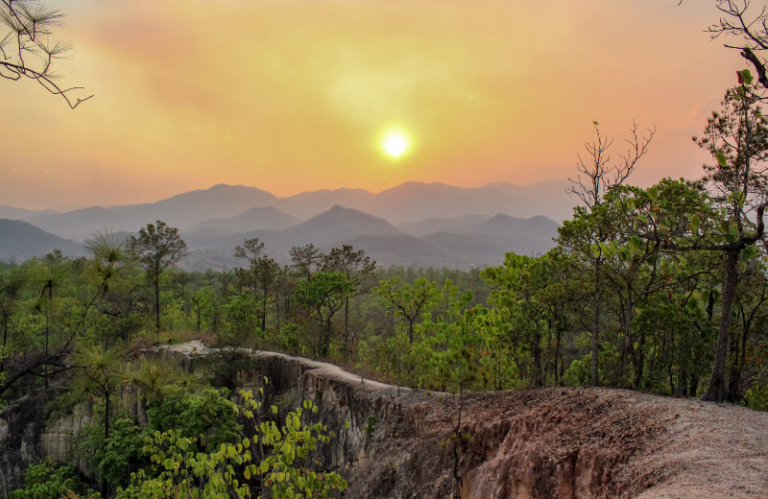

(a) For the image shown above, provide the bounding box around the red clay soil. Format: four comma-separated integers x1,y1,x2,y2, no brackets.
171,343,768,498
344,388,768,499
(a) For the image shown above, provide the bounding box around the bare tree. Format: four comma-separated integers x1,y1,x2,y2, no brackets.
0,0,91,107
706,0,768,92
565,121,655,387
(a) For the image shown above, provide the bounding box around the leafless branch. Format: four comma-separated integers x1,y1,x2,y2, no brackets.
566,121,655,209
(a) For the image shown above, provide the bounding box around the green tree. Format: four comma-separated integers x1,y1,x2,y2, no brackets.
293,272,354,357
289,244,323,281
373,277,440,344
564,121,655,386
130,222,187,333
321,245,376,358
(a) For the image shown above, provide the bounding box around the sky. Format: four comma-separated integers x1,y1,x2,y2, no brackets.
0,0,752,209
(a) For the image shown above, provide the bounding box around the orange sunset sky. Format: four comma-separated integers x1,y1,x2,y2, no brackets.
0,0,751,210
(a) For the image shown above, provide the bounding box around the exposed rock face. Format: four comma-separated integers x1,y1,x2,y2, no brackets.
2,342,767,499
0,390,52,492
243,348,768,499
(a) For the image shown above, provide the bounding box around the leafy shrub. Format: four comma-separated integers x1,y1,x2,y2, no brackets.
10,457,95,499
745,382,768,411
146,389,241,449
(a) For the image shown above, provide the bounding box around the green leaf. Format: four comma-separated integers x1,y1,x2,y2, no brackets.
741,69,754,85
716,152,728,168
690,213,700,234
647,186,659,201
590,244,601,259
742,245,760,261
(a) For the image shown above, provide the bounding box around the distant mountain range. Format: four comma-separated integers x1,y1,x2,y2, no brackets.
185,206,300,236
0,219,83,262
180,206,559,271
0,180,573,269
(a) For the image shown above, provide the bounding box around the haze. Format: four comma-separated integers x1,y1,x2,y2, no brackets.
0,0,745,209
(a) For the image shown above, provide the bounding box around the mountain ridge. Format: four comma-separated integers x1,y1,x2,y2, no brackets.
0,181,575,247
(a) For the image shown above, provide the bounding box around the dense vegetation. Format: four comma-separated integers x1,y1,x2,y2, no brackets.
4,72,768,499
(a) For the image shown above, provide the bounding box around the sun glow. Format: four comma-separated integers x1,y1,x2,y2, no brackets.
380,129,412,160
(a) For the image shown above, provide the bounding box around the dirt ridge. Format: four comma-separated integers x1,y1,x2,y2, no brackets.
189,342,767,499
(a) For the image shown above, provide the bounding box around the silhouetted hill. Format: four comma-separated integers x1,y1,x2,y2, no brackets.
26,207,128,241
180,206,402,270
111,184,282,229
398,215,491,237
0,206,55,220
184,206,299,235
422,232,551,262
481,180,577,222
178,209,558,272
472,214,559,239
367,182,513,223
274,181,577,223
278,188,375,220
0,219,83,261
0,181,577,243
284,205,400,244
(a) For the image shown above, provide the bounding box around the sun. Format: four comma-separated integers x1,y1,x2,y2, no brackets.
380,129,411,160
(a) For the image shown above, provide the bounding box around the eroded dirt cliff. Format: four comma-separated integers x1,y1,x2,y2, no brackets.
235,344,768,499
2,342,766,498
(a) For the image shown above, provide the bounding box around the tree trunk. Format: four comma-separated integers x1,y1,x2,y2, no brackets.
102,383,110,497
343,297,350,360
44,303,49,389
1,311,8,374
155,276,161,333
703,250,740,402
262,293,267,334
276,291,281,333
555,320,562,385
729,311,750,403
591,259,600,387
532,333,543,387
621,288,633,384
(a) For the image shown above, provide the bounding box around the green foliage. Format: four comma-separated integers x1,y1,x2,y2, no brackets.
745,382,768,411
118,388,347,499
146,390,242,450
98,419,145,490
10,457,95,499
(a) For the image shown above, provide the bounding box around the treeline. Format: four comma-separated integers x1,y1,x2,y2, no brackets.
3,78,768,499
4,83,768,411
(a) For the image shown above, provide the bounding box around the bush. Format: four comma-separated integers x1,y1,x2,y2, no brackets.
146,389,241,449
10,457,95,499
745,382,768,411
